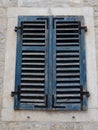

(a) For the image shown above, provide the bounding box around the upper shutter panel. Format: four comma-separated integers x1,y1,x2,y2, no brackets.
15,16,49,110
52,17,88,110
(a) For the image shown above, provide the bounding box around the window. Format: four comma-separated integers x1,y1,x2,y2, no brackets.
12,16,89,110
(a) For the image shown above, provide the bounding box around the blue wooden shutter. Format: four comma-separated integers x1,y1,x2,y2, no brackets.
52,16,89,110
14,16,49,110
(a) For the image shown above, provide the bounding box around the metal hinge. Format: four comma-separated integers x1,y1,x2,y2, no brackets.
11,90,20,101
80,85,90,98
81,26,87,32
11,85,21,101
14,26,22,32
82,91,90,97
11,91,19,97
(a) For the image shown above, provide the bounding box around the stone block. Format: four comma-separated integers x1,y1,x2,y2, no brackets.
50,123,74,130
18,0,82,7
0,8,6,17
84,0,98,5
0,0,18,7
74,123,83,130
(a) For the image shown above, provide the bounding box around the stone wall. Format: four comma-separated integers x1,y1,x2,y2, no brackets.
0,0,98,130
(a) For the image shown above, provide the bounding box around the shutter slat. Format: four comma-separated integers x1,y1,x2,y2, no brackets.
56,43,79,46
21,88,44,91
56,73,80,76
57,68,79,71
23,33,45,36
57,63,79,66
22,58,45,60
23,28,45,31
21,78,44,81
57,83,80,87
56,46,79,51
23,43,45,46
57,52,79,56
22,68,44,70
57,58,79,61
57,78,80,81
22,63,45,65
57,33,79,35
22,38,46,40
21,73,44,76
56,38,79,40
21,83,44,86
56,28,79,31
22,52,44,56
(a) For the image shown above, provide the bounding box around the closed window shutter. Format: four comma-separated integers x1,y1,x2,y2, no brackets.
14,16,89,110
52,16,88,110
14,16,49,110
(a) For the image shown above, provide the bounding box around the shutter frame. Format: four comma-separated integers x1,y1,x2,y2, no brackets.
14,16,23,109
80,25,88,110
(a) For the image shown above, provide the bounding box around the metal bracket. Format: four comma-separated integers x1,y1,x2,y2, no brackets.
14,26,22,32
11,90,20,97
11,91,19,97
80,85,90,98
82,91,90,97
81,26,87,32
11,85,21,101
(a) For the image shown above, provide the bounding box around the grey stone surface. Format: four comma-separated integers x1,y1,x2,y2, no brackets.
0,122,98,130
0,8,6,17
0,15,7,120
18,0,83,7
84,0,98,5
50,123,74,130
0,0,18,7
18,0,68,7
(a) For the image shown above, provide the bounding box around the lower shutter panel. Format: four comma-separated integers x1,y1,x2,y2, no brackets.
15,17,48,110
52,17,86,110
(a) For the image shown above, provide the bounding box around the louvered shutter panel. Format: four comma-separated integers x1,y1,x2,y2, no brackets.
52,16,88,110
14,16,49,110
